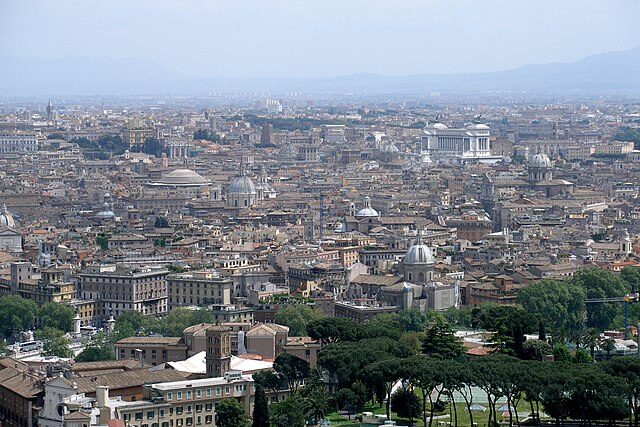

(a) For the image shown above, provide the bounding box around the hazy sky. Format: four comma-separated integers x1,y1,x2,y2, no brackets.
1,0,640,78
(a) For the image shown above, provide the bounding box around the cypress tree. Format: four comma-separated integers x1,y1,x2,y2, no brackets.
252,384,270,427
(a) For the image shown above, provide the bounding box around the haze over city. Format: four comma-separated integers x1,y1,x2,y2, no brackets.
2,0,640,78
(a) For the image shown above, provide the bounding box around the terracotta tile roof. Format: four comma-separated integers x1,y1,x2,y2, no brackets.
115,337,184,346
72,369,188,394
0,367,43,398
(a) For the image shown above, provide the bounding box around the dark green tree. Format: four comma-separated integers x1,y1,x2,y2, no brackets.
621,266,640,293
154,308,213,337
112,310,148,341
614,126,640,149
571,268,629,331
300,373,329,425
552,343,573,362
141,138,163,157
273,353,310,392
96,134,127,154
269,397,305,427
96,234,109,251
215,399,246,427
274,305,323,336
517,279,586,342
472,305,538,356
365,358,402,420
307,317,364,344
520,339,552,361
252,370,285,400
76,332,114,362
335,388,359,419
390,387,421,422
0,295,37,337
37,327,73,358
154,216,169,228
421,318,464,359
39,302,74,332
251,384,269,427
582,327,600,358
604,356,640,426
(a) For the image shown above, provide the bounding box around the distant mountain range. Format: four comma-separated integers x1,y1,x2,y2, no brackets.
2,47,640,97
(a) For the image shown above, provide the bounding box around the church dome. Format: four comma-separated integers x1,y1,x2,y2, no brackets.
529,152,552,168
403,234,435,265
432,123,448,130
355,196,379,218
157,169,210,186
0,205,15,228
382,141,400,153
229,176,256,194
229,162,256,195
96,202,115,219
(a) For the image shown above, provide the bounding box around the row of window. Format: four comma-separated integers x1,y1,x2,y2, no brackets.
131,415,213,427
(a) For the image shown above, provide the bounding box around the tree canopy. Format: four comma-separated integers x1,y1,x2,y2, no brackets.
36,327,73,358
214,399,246,427
39,302,75,332
517,279,585,341
0,295,37,337
274,305,323,336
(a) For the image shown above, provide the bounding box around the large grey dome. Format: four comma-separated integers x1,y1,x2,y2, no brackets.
529,152,551,168
0,204,15,228
96,202,115,219
382,141,400,153
403,235,435,265
157,169,210,186
229,162,256,195
229,176,256,194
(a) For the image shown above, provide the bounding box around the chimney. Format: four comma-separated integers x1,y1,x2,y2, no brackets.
96,386,109,408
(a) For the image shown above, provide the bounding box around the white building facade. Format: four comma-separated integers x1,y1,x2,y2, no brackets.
422,123,500,163
0,132,39,154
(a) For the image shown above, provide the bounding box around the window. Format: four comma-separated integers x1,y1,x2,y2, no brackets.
205,403,213,411
177,391,182,400
215,387,221,396
167,392,173,401
159,410,164,418
205,416,212,424
135,412,143,421
196,389,201,398
147,411,155,420
195,404,202,413
176,407,183,415
186,391,192,399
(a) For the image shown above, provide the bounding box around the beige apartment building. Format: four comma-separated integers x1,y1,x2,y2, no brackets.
98,371,258,427
79,265,169,323
167,270,232,309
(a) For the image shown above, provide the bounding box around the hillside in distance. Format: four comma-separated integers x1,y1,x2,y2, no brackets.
2,47,640,96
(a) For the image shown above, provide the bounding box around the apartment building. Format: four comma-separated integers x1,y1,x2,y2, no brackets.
167,270,232,309
79,265,169,323
0,132,39,154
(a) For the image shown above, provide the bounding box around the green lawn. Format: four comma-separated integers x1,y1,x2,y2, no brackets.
324,400,533,427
